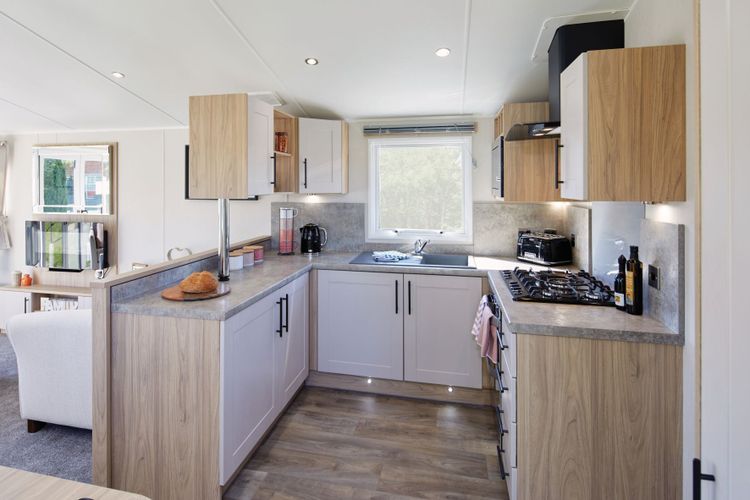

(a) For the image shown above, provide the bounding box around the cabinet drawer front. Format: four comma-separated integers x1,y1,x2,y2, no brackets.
502,354,516,424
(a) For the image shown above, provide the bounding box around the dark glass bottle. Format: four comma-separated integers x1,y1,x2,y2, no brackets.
625,246,643,315
614,255,626,311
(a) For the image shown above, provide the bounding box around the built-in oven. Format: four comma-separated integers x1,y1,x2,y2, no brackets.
491,136,504,199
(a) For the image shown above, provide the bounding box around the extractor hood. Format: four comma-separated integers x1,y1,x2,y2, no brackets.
505,20,624,141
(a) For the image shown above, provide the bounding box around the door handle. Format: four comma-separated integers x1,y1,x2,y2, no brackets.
283,293,289,333
270,154,277,186
276,297,283,337
554,140,564,190
407,281,412,315
692,458,716,500
23,297,29,314
303,158,308,190
395,280,399,315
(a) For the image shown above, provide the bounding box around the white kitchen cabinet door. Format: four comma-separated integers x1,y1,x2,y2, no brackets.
220,291,279,484
298,118,345,194
403,274,482,388
276,273,309,407
560,53,588,200
0,290,30,331
246,96,275,196
318,270,403,380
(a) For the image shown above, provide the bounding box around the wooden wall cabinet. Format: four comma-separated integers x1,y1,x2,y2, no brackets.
500,102,562,202
188,94,275,199
560,45,686,201
272,110,299,193
298,118,349,194
317,270,482,388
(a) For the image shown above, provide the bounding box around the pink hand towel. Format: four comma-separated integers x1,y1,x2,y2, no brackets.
471,295,498,364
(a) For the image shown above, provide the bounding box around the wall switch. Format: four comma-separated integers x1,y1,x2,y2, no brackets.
648,264,660,289
570,233,576,248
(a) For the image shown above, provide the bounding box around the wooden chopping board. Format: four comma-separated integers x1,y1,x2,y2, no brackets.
161,282,231,302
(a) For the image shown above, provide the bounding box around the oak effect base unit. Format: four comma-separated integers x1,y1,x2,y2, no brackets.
109,273,308,500
501,325,682,500
317,270,482,389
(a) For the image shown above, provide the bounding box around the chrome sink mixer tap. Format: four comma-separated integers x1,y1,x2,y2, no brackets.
413,239,430,255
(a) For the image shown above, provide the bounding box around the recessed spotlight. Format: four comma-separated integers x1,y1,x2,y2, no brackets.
305,57,319,66
111,71,125,79
448,386,454,393
435,48,451,57
367,377,373,384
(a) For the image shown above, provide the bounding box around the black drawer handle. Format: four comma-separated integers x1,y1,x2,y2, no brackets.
497,445,510,480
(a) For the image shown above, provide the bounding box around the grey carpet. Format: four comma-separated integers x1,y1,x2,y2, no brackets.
0,333,92,483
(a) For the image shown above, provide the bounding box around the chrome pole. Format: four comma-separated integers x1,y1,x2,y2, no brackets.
218,198,230,281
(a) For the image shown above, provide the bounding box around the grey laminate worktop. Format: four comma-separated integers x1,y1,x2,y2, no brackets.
111,252,682,345
487,270,683,345
111,253,533,321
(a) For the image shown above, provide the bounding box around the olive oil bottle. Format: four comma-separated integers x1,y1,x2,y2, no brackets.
614,255,626,311
625,246,643,315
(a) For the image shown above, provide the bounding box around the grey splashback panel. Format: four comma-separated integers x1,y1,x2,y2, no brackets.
472,203,566,258
562,205,591,272
591,202,644,286
640,219,684,334
271,202,366,253
271,202,589,268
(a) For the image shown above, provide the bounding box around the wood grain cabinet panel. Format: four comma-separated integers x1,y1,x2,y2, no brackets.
516,334,682,500
561,45,686,201
500,102,562,202
188,93,275,199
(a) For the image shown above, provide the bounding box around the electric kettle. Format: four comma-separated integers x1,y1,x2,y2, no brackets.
299,224,328,254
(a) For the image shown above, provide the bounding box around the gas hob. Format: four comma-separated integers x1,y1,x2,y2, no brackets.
501,268,615,306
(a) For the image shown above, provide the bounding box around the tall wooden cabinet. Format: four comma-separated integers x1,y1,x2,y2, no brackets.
298,118,349,194
500,102,561,202
560,45,686,201
188,93,275,199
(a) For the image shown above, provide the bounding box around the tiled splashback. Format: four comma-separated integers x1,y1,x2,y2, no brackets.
271,202,591,270
640,219,685,334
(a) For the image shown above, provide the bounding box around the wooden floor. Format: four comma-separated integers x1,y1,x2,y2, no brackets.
224,387,507,500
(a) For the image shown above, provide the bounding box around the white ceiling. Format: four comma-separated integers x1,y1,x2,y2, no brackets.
0,0,633,133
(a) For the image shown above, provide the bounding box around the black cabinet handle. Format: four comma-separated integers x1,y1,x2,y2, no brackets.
395,280,399,314
283,293,289,333
497,366,508,393
276,298,283,337
270,154,277,186
554,140,564,190
303,158,308,189
23,297,29,314
408,281,412,315
693,458,716,500
497,445,510,480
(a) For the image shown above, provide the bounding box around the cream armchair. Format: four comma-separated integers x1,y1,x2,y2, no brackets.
6,310,92,432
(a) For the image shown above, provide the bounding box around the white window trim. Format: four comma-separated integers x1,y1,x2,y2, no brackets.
367,136,473,244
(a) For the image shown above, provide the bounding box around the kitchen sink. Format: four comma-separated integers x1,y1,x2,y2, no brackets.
419,254,470,267
349,252,475,269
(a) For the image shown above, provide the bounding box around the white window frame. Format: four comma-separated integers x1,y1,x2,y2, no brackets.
367,136,473,244
33,147,110,214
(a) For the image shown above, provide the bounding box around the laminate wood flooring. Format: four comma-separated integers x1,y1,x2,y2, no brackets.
224,387,507,500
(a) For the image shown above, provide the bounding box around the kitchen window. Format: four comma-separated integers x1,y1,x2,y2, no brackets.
368,136,472,243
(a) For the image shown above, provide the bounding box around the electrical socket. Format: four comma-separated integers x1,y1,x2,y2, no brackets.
648,264,660,289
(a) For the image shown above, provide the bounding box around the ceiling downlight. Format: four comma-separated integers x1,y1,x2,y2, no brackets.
434,48,451,57
304,57,319,66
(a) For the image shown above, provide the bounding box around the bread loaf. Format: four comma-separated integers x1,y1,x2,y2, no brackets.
179,271,218,294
